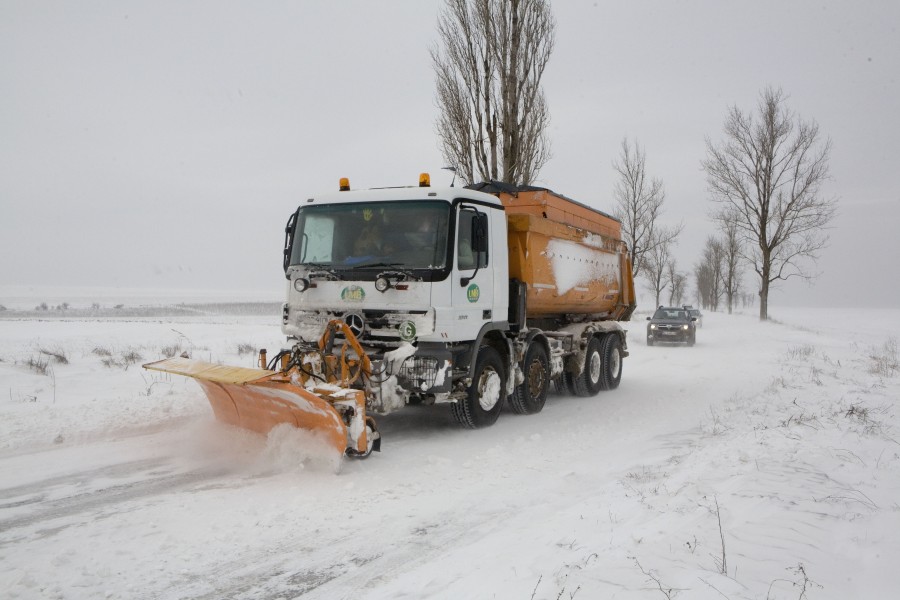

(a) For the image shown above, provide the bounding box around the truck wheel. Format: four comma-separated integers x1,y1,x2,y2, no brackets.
451,346,505,429
556,372,577,396
510,342,549,415
601,334,623,390
572,335,604,397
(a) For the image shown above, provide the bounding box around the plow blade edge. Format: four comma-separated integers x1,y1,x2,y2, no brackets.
144,357,348,456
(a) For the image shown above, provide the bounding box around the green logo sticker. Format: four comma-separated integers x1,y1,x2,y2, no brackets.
341,285,366,302
398,320,417,341
466,283,480,303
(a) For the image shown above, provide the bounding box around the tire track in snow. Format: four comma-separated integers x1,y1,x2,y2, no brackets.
0,458,232,542
174,504,509,600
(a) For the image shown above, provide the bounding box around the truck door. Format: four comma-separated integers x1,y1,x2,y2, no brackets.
452,205,494,339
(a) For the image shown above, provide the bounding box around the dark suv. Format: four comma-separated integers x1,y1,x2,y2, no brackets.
646,306,696,346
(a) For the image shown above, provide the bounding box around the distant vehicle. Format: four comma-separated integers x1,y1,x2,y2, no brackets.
647,306,696,346
683,305,703,328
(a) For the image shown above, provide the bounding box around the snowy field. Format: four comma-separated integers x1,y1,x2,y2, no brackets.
1,295,899,599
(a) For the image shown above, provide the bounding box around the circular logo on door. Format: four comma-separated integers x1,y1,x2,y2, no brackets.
466,283,480,303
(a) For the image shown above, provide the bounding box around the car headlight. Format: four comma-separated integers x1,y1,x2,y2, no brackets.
650,324,656,330
682,324,689,330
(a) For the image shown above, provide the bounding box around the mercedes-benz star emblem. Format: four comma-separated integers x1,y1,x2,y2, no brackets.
344,312,365,337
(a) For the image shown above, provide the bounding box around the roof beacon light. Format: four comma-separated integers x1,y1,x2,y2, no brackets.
339,177,350,191
419,172,430,187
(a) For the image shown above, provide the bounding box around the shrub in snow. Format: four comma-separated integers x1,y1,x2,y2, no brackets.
24,355,50,375
868,337,898,377
39,347,68,364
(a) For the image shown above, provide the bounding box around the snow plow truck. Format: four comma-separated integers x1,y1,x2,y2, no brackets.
144,174,636,459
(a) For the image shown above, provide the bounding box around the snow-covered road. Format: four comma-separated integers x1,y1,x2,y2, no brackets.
2,306,899,599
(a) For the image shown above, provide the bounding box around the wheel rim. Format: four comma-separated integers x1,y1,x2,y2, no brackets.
478,368,502,411
588,350,602,383
609,346,620,378
527,360,546,400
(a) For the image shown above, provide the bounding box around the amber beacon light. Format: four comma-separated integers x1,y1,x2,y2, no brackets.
419,172,430,187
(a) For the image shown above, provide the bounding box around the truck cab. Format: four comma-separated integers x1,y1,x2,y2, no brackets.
281,177,511,412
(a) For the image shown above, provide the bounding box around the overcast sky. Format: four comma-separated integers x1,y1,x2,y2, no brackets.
2,1,898,308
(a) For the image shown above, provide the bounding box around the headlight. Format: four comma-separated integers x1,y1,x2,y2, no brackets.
682,324,689,330
374,276,391,293
293,278,310,293
649,324,656,330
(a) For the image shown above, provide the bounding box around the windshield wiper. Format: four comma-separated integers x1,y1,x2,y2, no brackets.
352,261,422,282
299,262,343,281
352,261,406,269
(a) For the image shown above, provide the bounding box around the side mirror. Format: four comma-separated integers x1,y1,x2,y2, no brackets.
646,316,651,321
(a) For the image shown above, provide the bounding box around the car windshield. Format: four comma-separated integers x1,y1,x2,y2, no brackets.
288,200,451,271
653,308,689,320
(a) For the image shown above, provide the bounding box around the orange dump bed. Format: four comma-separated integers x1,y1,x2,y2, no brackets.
487,186,636,321
497,188,622,239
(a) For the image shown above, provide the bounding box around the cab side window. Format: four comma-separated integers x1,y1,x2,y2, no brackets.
457,209,488,270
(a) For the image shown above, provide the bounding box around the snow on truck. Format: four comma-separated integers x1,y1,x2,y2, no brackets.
144,174,636,459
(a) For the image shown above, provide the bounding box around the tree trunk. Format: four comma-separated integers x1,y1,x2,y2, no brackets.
759,274,769,321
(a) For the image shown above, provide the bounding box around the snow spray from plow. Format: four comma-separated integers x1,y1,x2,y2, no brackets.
143,320,381,461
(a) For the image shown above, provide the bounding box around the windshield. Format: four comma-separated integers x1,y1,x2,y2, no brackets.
653,308,689,320
289,200,451,272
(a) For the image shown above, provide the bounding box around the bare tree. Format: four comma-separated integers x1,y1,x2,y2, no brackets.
432,0,554,185
694,263,712,309
613,138,682,278
643,227,678,307
666,260,687,306
720,215,743,314
703,87,836,320
694,236,725,311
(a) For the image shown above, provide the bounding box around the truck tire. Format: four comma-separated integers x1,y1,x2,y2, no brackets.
451,346,505,429
556,372,577,396
601,334,623,390
572,335,604,397
509,342,549,415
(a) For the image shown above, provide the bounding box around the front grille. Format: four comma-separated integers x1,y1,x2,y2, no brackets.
328,310,428,331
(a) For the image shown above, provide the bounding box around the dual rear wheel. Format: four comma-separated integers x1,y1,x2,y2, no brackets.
567,333,623,396
452,333,623,428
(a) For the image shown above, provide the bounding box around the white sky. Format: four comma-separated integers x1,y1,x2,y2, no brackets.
2,0,898,308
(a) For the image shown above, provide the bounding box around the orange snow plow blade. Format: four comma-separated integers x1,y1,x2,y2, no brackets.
143,357,348,455
143,321,380,458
